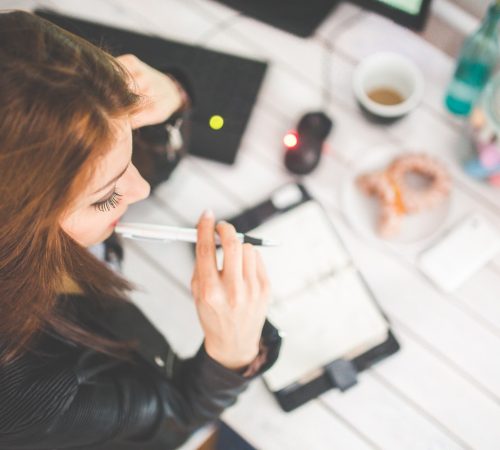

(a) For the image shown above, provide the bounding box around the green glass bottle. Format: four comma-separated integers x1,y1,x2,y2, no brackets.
445,1,500,116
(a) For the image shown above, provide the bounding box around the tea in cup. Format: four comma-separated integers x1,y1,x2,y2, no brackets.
353,52,424,122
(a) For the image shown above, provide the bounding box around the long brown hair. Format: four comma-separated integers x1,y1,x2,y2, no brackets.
0,11,142,364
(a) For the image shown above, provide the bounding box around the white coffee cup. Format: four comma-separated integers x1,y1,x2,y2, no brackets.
353,52,424,121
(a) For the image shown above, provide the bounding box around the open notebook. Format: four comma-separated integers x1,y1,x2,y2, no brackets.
241,201,389,392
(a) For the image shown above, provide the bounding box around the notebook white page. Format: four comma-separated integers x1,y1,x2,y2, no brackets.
247,201,389,392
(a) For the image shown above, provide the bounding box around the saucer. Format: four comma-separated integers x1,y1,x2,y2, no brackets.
339,146,452,244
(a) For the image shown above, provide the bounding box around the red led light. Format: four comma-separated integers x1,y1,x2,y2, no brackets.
283,131,298,149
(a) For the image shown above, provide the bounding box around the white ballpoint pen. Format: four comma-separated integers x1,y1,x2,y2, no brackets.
115,222,279,247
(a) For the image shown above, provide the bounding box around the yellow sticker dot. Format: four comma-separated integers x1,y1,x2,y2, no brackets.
209,115,224,130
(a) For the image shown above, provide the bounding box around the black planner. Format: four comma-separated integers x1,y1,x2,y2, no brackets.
225,183,400,412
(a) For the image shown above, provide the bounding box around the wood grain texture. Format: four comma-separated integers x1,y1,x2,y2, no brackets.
11,0,500,448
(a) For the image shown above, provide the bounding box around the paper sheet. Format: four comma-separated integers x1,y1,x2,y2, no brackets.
254,202,388,391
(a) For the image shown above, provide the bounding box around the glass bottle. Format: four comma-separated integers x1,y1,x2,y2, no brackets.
444,1,500,116
464,72,500,185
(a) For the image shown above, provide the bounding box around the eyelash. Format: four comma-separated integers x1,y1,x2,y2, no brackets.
93,191,123,212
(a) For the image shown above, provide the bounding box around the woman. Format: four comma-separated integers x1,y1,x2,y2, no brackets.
0,11,280,450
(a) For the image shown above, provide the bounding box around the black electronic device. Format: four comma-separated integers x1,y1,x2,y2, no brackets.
284,111,333,175
215,0,432,35
35,9,268,165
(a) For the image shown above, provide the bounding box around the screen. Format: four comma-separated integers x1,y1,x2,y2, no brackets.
376,0,424,15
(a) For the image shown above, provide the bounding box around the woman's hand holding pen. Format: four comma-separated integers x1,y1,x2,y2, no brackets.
191,210,271,371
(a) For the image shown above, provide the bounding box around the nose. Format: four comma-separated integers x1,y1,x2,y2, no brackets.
124,163,151,205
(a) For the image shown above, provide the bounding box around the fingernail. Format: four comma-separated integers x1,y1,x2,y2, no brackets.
202,209,214,219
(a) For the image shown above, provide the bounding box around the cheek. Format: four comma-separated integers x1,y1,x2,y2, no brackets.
59,165,149,247
60,209,114,247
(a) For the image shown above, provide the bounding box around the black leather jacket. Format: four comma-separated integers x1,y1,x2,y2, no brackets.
0,294,281,449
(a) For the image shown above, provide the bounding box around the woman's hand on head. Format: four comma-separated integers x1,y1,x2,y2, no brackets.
116,54,186,129
191,210,271,371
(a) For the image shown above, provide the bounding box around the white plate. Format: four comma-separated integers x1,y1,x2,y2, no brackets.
339,146,452,244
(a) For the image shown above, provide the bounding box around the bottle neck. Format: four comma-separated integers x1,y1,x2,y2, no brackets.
479,3,500,36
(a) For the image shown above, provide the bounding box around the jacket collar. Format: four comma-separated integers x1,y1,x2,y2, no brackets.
61,294,172,376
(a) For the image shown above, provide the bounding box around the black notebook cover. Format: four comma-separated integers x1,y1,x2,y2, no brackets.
226,183,400,412
35,10,268,165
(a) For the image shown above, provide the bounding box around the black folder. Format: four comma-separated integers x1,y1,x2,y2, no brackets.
225,183,400,412
35,9,267,165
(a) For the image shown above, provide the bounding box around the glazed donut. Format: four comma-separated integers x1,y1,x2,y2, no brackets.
356,153,451,237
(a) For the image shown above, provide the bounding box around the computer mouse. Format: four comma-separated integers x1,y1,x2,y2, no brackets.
284,111,333,175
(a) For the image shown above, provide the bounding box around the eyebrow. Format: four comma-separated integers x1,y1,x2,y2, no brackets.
92,163,130,195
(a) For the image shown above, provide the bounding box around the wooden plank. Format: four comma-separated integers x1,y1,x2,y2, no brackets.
223,379,375,450
153,158,243,224
104,0,223,44
314,2,363,41
188,0,244,23
50,0,219,43
373,324,500,449
187,149,294,209
328,213,500,400
455,267,500,333
35,0,176,37
420,12,465,58
320,374,465,450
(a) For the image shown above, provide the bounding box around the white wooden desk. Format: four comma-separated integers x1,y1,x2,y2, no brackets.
6,0,500,448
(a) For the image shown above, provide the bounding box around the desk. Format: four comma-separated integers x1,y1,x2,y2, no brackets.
10,0,500,448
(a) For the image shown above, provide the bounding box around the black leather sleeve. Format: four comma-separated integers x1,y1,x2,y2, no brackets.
0,322,281,450
38,348,251,449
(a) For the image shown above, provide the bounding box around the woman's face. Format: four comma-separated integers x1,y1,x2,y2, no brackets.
60,118,150,247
